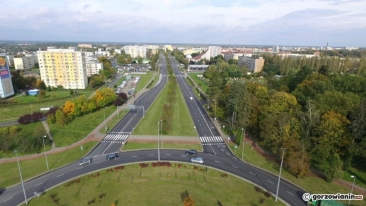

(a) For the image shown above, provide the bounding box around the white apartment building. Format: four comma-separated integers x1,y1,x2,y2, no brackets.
147,45,159,54
86,61,103,76
14,54,38,70
208,46,221,58
95,50,110,57
37,47,88,89
124,45,147,58
115,49,122,54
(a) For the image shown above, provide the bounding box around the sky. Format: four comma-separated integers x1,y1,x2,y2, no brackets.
0,0,366,47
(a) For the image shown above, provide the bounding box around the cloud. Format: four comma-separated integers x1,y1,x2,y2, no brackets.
0,0,365,46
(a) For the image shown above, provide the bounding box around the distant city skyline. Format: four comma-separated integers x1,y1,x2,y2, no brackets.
1,0,366,47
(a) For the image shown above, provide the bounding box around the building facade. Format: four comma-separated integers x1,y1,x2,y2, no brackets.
37,48,88,89
14,54,38,70
124,45,147,58
238,56,265,73
78,44,92,48
86,61,103,76
0,54,15,98
208,46,221,58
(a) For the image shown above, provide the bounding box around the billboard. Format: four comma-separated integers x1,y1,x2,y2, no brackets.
0,55,14,98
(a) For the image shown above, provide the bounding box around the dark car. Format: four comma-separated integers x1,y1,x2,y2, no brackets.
185,150,197,156
106,153,119,160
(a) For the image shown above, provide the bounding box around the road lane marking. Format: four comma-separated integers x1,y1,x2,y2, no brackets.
250,172,256,176
287,191,294,196
267,180,274,184
131,156,137,157
4,197,12,202
215,160,220,163
34,183,42,187
226,152,231,156
57,174,64,177
233,157,238,160
232,166,238,169
165,154,171,156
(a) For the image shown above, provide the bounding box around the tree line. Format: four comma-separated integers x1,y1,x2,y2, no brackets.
204,59,366,182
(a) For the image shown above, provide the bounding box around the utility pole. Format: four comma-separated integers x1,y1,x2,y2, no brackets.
14,151,28,205
42,135,49,170
241,128,245,160
161,119,163,148
275,148,286,202
157,121,160,162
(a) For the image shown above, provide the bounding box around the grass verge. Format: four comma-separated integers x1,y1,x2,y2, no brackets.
123,142,203,151
49,106,117,147
0,141,97,188
135,72,154,93
188,73,209,93
227,141,366,206
133,77,196,136
27,163,285,206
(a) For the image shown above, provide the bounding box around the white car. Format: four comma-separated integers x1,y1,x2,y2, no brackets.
79,157,92,166
191,157,204,164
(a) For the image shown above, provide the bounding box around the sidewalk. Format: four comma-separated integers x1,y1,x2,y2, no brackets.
0,73,157,164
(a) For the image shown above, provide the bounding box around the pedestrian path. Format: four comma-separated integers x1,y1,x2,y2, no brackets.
199,136,225,145
101,132,130,143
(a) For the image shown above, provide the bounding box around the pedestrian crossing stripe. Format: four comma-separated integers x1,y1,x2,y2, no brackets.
101,133,129,143
199,136,225,145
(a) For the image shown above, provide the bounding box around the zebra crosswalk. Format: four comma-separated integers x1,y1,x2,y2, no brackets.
199,136,225,145
101,132,130,144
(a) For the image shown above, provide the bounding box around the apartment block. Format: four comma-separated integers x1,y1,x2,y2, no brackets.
86,61,103,76
208,46,221,58
0,54,15,98
78,44,92,48
238,56,265,73
37,47,88,89
124,45,147,58
14,54,38,70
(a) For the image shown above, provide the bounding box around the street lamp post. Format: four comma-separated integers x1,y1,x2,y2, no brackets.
14,151,28,205
157,121,160,162
117,106,119,118
214,99,217,121
42,135,49,170
161,119,163,148
275,148,286,201
349,175,356,205
241,128,245,160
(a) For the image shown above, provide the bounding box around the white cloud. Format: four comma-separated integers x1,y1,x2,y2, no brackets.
0,0,365,46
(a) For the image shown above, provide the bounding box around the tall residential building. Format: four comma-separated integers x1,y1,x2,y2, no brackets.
147,45,159,54
37,48,88,89
0,54,15,98
86,61,103,76
163,45,173,52
208,46,221,58
14,54,38,70
238,56,265,73
124,45,147,58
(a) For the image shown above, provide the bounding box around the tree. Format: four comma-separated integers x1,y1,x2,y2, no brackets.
184,196,195,206
55,109,69,126
62,101,75,117
38,90,46,100
113,98,123,106
70,90,74,95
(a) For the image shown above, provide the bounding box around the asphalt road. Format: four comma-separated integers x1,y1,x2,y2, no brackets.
87,54,168,157
0,55,307,206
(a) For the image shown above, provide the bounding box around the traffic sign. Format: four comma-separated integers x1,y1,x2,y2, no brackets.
127,105,136,109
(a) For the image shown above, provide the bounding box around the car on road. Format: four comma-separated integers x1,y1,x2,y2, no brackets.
185,150,197,156
79,157,92,166
106,153,119,160
191,157,204,164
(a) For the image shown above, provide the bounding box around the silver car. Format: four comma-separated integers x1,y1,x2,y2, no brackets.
191,157,204,164
79,157,92,166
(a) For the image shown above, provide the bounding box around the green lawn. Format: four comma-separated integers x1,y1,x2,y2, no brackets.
135,72,154,93
0,141,97,188
12,90,94,104
189,73,209,94
123,142,203,151
49,106,117,147
27,163,285,206
227,141,366,206
0,90,93,121
133,77,196,136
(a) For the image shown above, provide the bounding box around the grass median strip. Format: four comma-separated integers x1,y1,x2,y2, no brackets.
189,73,209,93
99,109,129,134
27,163,285,206
135,71,154,93
0,141,97,188
122,142,202,151
133,77,196,136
